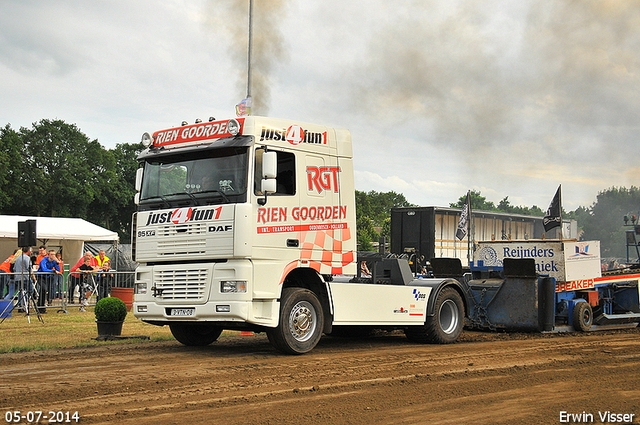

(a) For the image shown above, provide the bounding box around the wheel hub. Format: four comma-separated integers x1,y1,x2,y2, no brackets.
289,301,316,342
439,299,459,335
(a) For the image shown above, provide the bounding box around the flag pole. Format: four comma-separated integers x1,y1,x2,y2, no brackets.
455,190,472,266
247,0,253,101
467,191,472,266
235,0,253,116
558,185,563,241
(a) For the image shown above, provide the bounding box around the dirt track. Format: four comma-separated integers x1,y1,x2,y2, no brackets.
1,328,639,425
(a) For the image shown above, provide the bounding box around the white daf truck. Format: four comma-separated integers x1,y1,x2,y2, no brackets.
132,116,468,354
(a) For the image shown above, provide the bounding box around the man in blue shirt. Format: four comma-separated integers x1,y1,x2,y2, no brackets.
38,249,61,307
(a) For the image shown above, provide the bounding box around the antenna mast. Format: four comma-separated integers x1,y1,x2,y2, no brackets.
247,0,253,99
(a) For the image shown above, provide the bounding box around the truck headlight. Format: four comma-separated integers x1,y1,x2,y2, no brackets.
135,282,147,295
221,281,247,293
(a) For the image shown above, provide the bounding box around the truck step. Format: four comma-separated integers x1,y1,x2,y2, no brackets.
594,312,640,326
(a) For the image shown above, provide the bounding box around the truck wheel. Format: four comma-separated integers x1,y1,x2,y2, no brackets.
169,323,223,346
267,288,324,355
405,287,464,344
572,302,593,332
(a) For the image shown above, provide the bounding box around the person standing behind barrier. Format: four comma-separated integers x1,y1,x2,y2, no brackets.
35,246,47,265
97,260,115,301
8,248,22,298
0,249,17,298
68,252,98,304
38,250,61,306
78,257,95,312
55,252,64,299
13,247,32,301
95,250,110,269
95,250,110,300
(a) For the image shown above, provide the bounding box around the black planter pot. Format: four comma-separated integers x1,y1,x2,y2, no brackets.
96,320,124,336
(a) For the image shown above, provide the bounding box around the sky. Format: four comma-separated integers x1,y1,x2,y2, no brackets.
1,0,639,212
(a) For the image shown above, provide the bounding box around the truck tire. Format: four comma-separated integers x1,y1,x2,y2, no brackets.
267,288,324,355
405,287,464,344
169,323,223,346
572,302,593,332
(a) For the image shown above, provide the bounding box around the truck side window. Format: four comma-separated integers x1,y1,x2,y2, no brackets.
254,149,296,196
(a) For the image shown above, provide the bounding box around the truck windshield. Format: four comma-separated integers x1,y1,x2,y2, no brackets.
139,147,248,208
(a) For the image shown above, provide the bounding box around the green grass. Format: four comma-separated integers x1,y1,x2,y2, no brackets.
0,302,175,353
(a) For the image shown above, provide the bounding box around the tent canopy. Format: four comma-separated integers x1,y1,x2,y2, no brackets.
0,215,118,265
0,215,119,241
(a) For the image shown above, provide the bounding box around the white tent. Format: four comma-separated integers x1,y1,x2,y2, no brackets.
0,215,119,265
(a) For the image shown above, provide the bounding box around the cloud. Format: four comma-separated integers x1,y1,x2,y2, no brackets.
1,0,638,212
341,0,640,209
355,170,468,207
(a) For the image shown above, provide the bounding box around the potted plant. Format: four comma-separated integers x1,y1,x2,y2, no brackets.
95,296,128,336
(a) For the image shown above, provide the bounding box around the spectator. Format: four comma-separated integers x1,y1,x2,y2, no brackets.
12,247,33,301
35,246,47,265
95,250,110,269
97,260,115,301
0,249,17,298
55,252,64,299
68,252,98,304
38,249,61,307
78,256,95,312
95,250,111,301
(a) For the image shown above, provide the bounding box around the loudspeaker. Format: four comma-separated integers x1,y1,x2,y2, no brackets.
18,220,37,246
430,257,463,278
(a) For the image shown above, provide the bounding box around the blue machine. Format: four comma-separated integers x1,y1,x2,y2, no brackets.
462,257,640,332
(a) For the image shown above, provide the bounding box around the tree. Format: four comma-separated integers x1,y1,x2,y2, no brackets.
0,120,142,242
356,215,377,251
450,190,495,211
0,124,27,211
497,196,544,216
451,191,544,216
578,186,640,258
17,119,100,217
355,190,416,250
100,143,143,242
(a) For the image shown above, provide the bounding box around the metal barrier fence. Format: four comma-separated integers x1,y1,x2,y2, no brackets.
0,269,135,314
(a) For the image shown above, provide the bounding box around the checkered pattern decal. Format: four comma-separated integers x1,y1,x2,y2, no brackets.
300,226,354,275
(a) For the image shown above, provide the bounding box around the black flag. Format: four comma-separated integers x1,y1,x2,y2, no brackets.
456,191,471,241
543,185,562,232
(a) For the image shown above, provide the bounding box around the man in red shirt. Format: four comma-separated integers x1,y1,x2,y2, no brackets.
68,252,98,304
0,249,17,298
35,246,47,266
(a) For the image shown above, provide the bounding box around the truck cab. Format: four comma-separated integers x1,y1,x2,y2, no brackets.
133,116,466,354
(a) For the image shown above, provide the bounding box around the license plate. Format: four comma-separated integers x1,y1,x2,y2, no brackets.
170,308,195,317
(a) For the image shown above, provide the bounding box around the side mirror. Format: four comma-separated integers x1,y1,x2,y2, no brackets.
261,179,277,194
262,151,277,179
258,151,277,205
134,192,140,205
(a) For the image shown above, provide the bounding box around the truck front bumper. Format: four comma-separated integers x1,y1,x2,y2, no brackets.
133,260,279,328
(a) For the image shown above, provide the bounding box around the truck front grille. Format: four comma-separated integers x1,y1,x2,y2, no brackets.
157,222,208,237
153,268,208,302
156,239,207,256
